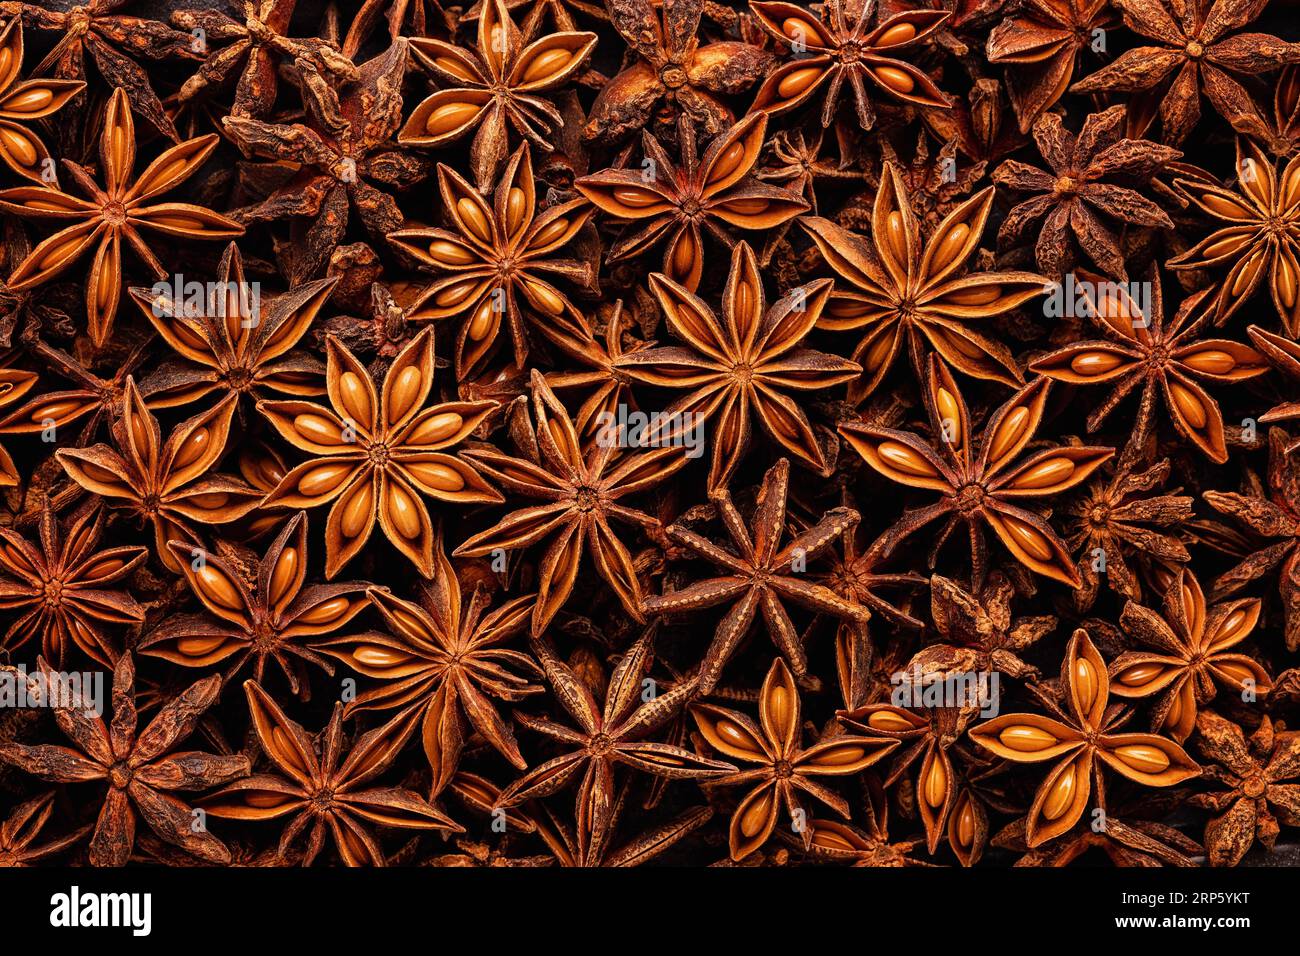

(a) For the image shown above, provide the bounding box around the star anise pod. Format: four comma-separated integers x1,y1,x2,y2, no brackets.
817,500,927,630
134,244,334,414
780,816,932,866
541,299,654,445
995,105,1179,280
693,656,899,860
916,570,1055,680
577,113,808,292
749,0,950,129
582,0,773,144
840,355,1113,586
645,458,869,691
312,530,543,796
55,380,261,572
389,141,593,380
401,0,597,190
0,366,35,485
455,370,687,635
0,87,243,347
172,1,360,120
614,241,856,489
970,628,1200,847
1235,63,1300,158
0,505,145,666
1030,268,1267,463
225,41,431,284
0,339,142,444
464,0,609,34
0,654,250,867
1063,457,1193,612
202,682,462,866
802,162,1044,402
0,19,85,183
758,128,868,214
1110,566,1269,742
1190,709,1300,866
992,803,1203,865
0,792,90,866
1167,140,1300,334
257,327,500,578
1068,0,1300,146
528,791,713,867
344,0,453,58
139,511,370,697
985,0,1117,133
1202,426,1300,650
839,701,976,854
499,631,735,848
1251,322,1300,451
14,0,199,143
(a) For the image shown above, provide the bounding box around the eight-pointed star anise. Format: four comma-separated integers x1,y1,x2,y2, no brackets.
1069,0,1300,145
1167,140,1300,335
1030,268,1268,463
613,240,856,490
1063,457,1194,614
401,0,597,190
390,141,594,381
257,327,502,578
749,0,950,129
313,530,543,797
692,656,899,861
577,113,808,292
970,628,1200,847
0,87,243,347
994,105,1179,280
840,355,1114,586
455,370,688,636
0,505,145,667
985,0,1117,133
583,0,773,144
802,162,1045,402
498,631,735,852
202,682,462,866
644,458,870,692
0,654,251,867
133,244,335,413
139,512,371,697
1109,566,1269,742
1190,709,1300,866
56,381,261,573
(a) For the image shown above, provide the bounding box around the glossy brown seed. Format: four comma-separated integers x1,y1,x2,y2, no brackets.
405,461,467,491
873,66,915,94
866,710,916,733
998,725,1058,751
1070,352,1124,376
877,440,939,477
1009,457,1074,489
1111,744,1171,774
1042,764,1076,820
777,66,823,99
1169,381,1207,429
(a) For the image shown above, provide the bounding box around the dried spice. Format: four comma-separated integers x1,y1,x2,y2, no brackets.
0,0,1297,875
